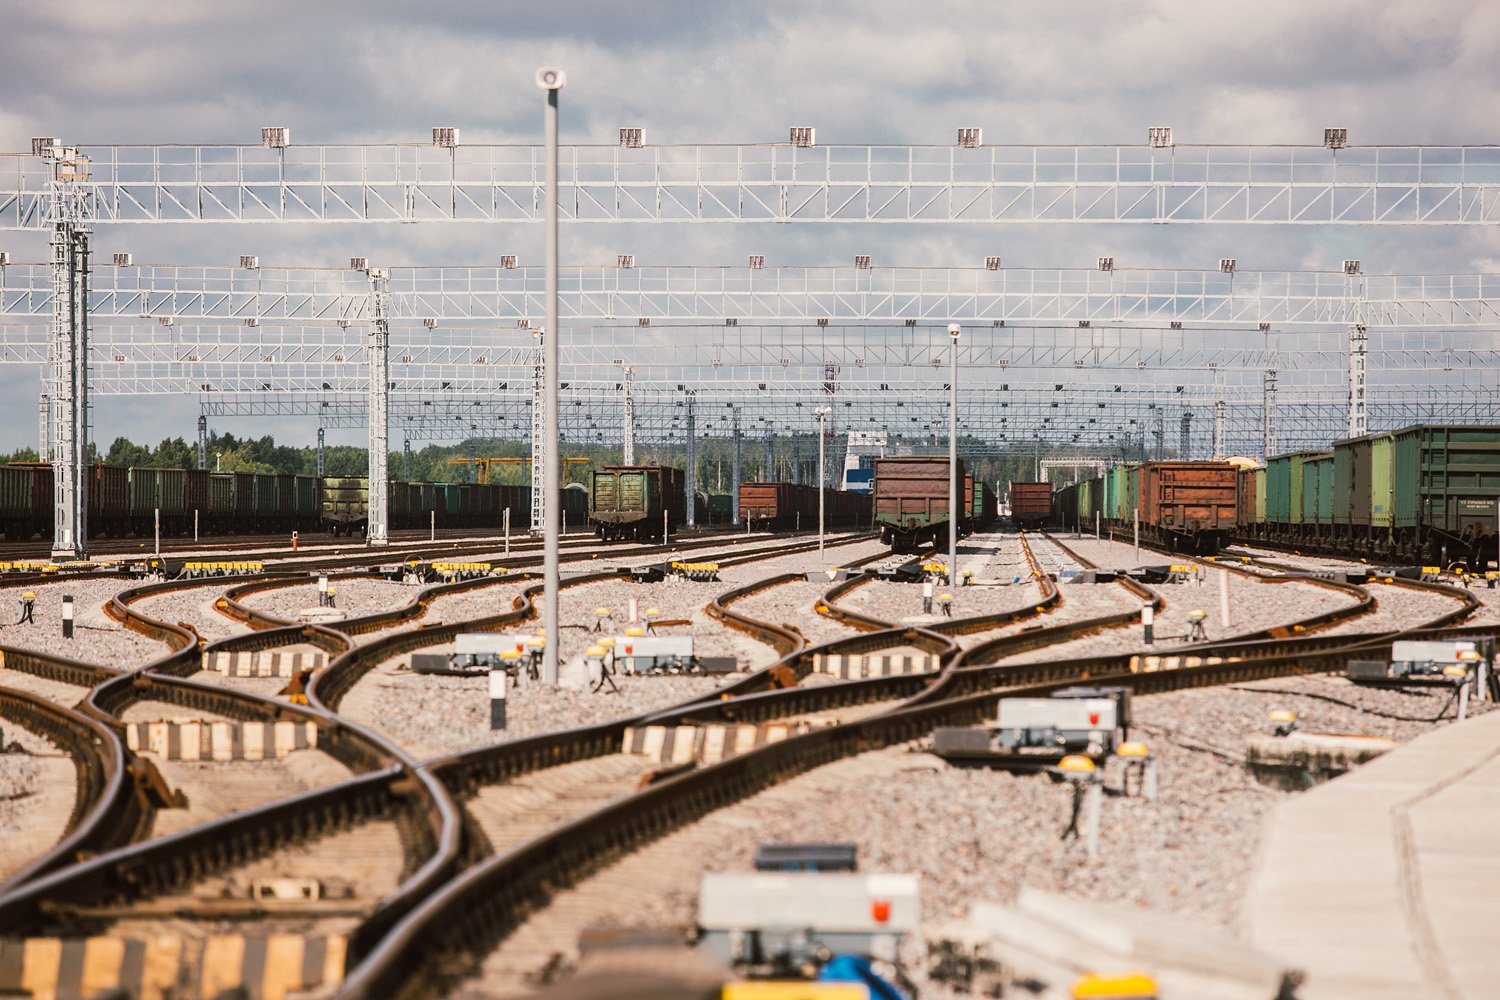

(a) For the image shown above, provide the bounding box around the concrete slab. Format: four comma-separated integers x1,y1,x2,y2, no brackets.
1243,709,1500,1000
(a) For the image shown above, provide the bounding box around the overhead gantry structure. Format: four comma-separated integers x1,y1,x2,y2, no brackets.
6,127,1500,557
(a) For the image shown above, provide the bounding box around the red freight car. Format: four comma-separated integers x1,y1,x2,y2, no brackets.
1009,481,1052,529
1139,461,1239,554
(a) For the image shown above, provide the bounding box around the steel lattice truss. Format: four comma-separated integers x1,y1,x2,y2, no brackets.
202,382,1500,460
3,263,1500,328
4,142,1500,227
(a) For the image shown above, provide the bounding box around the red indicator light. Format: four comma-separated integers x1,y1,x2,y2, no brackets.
871,899,891,923
1089,712,1099,725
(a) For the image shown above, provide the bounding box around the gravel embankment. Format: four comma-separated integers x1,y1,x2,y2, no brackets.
520,672,1491,999
336,543,891,758
132,584,248,643
0,578,163,668
340,666,726,760
1313,581,1468,636
241,577,421,623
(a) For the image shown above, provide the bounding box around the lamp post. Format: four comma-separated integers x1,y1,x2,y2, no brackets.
537,66,565,686
948,324,960,586
816,406,831,553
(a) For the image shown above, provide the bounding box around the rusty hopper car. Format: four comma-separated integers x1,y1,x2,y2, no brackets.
1009,481,1053,529
1139,461,1239,554
874,456,966,550
589,465,686,542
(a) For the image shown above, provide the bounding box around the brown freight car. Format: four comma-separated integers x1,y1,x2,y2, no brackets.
1009,481,1052,529
739,482,871,531
1139,461,1239,554
875,456,966,549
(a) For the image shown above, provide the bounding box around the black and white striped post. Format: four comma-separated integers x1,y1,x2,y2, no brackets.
61,595,74,639
1142,600,1154,645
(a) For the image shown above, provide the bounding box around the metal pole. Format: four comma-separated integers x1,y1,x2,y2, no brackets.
731,406,742,526
684,393,697,528
1134,506,1140,562
194,508,199,542
622,367,635,465
366,268,390,547
949,325,960,586
539,67,564,687
817,409,828,553
154,507,160,555
504,507,510,555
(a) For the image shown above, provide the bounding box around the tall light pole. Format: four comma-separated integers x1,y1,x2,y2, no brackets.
537,66,565,686
948,324,960,586
816,406,831,552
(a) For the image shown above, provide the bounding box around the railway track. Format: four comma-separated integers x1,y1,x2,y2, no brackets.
0,531,881,994
338,529,1488,998
0,521,1487,997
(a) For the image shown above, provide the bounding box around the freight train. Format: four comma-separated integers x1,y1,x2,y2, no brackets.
0,463,589,541
872,456,996,550
589,465,686,542
1050,424,1500,567
738,482,873,531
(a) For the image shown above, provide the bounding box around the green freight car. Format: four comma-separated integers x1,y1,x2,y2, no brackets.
589,465,687,542
321,477,369,536
1392,425,1500,567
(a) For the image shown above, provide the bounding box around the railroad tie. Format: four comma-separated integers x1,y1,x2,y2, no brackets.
124,720,319,761
206,650,326,677
624,720,832,764
0,934,344,1000
812,652,935,680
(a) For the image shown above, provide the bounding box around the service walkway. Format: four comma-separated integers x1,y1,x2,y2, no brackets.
1243,708,1500,1000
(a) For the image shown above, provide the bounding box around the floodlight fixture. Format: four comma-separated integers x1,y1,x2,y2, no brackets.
240,255,259,269
957,127,982,148
1343,259,1362,275
1097,257,1114,271
985,256,1002,270
500,255,518,269
261,127,290,148
1148,126,1173,147
619,127,644,148
789,126,815,147
432,126,460,147
617,254,635,269
1324,128,1348,149
112,253,132,266
1219,258,1237,273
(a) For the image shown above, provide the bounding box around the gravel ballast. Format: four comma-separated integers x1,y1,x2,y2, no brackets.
0,578,163,668
241,577,421,623
494,672,1492,998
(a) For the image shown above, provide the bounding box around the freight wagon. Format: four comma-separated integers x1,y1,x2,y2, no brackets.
875,456,967,550
1241,425,1500,568
738,482,872,531
589,465,686,542
1008,481,1052,529
1054,461,1238,554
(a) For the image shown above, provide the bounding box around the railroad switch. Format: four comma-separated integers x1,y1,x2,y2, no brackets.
17,591,36,625
938,593,954,617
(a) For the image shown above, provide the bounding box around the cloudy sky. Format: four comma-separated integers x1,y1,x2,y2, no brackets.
2,1,1498,451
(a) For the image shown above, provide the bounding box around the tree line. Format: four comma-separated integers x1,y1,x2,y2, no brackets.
3,431,1103,495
